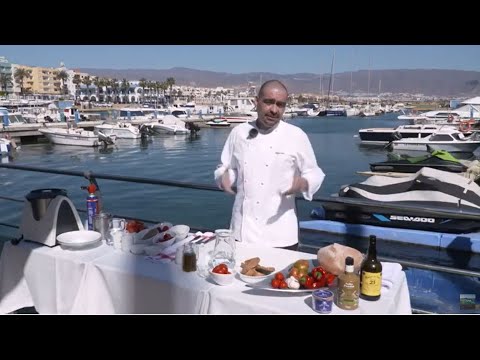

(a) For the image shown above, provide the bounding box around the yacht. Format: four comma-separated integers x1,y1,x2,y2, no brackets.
389,128,480,153
358,124,463,145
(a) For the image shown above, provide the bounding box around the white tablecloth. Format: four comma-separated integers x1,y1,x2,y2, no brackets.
0,240,411,314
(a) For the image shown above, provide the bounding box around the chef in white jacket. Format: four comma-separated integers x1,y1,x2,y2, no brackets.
214,80,325,250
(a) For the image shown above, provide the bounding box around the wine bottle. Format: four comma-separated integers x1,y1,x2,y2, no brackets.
360,235,382,301
337,256,360,310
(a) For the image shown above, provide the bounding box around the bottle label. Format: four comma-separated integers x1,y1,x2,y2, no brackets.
361,271,382,296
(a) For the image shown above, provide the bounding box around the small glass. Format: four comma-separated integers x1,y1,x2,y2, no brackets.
94,212,112,244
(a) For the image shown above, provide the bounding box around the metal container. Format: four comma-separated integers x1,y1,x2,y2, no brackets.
25,188,67,221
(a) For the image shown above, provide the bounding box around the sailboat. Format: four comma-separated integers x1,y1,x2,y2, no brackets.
317,49,335,117
359,59,376,117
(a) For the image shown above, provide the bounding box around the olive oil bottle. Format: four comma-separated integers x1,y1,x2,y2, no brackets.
360,235,382,301
337,256,360,310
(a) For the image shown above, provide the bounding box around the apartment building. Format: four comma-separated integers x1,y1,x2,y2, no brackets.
11,64,63,95
0,56,14,96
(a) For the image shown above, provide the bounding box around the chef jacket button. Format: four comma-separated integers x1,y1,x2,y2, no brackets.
256,201,260,204
261,182,264,185
265,164,269,167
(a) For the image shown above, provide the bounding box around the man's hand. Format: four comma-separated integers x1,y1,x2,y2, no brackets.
283,176,308,196
221,171,236,195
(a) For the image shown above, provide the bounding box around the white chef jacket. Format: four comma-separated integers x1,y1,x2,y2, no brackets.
214,120,325,247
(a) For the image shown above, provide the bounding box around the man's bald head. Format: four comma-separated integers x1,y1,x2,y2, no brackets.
258,80,288,98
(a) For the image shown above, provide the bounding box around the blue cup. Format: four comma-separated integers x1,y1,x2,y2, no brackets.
312,289,334,314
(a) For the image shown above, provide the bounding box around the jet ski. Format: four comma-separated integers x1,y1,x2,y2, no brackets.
370,150,467,173
311,167,480,233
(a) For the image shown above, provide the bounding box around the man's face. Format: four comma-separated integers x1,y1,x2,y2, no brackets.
255,85,288,130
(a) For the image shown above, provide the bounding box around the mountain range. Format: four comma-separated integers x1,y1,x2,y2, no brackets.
79,67,480,97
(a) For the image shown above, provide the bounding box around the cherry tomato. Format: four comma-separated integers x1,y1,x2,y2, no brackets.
271,279,281,289
279,281,288,289
274,272,285,281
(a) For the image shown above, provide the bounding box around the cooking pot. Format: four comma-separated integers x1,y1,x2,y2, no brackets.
26,188,68,221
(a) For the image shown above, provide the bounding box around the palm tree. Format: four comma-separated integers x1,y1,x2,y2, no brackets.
56,70,69,95
166,77,175,104
159,82,168,105
72,74,82,101
0,73,12,98
110,78,119,103
82,76,92,101
14,68,32,97
93,77,103,102
139,78,148,104
121,78,130,103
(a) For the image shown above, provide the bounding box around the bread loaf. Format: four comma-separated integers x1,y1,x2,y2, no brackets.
317,243,364,275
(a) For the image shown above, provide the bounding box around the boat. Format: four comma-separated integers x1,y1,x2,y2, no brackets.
0,137,16,155
206,119,231,127
38,127,116,147
146,115,190,134
369,150,468,173
311,167,480,234
94,122,142,139
358,124,463,145
389,127,480,153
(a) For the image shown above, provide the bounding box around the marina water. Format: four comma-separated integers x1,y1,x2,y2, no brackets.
2,113,480,313
0,113,409,236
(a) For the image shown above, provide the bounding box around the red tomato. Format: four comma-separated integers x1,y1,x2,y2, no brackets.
212,264,228,274
271,279,281,289
289,267,300,280
274,272,285,281
279,281,288,289
162,233,173,241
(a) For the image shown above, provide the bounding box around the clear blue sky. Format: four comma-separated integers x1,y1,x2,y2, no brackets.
1,45,480,74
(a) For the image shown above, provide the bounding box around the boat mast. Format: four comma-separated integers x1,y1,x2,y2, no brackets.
326,49,335,107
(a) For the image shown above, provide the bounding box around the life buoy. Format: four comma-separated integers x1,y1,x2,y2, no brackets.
447,114,454,122
459,120,473,132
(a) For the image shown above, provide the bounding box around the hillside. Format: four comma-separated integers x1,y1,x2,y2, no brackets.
79,67,480,97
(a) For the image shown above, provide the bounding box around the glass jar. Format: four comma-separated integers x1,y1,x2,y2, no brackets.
210,229,236,269
182,243,197,272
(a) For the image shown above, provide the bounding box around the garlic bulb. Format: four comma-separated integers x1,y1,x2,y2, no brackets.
286,276,300,290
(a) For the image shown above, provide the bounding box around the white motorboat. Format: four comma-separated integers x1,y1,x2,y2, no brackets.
390,128,480,153
206,119,230,127
38,127,116,147
146,115,190,134
358,124,462,145
94,122,141,139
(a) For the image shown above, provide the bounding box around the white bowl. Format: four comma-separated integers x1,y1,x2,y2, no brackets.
239,272,272,284
151,229,176,247
210,268,236,286
170,224,190,239
57,230,102,249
